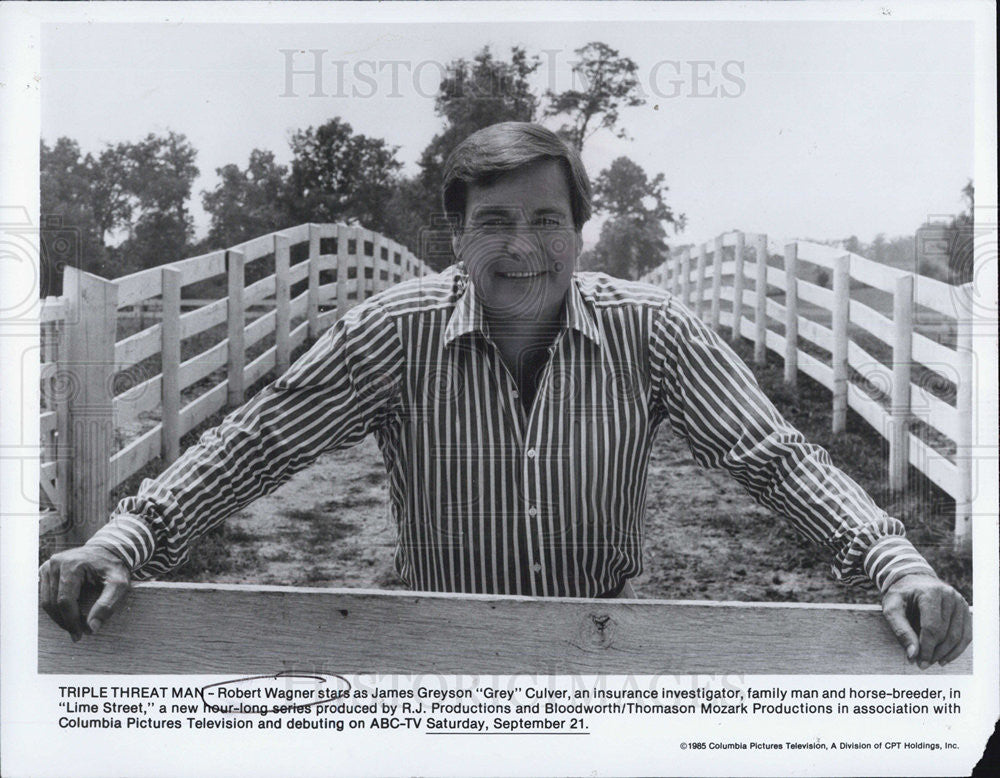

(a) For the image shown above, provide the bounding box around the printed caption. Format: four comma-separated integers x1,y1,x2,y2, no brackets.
53,678,962,749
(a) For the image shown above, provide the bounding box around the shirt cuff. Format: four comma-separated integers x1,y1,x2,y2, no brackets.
85,515,157,572
862,535,938,594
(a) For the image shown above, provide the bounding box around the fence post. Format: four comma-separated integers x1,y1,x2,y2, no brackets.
888,274,913,491
694,244,708,321
783,242,799,387
226,250,246,407
52,316,71,528
753,234,768,365
160,268,181,465
372,233,385,293
379,236,391,291
831,254,851,433
671,251,681,297
730,232,745,345
336,225,351,314
681,248,692,308
954,284,974,550
710,236,723,332
274,234,291,375
62,267,117,545
307,225,320,340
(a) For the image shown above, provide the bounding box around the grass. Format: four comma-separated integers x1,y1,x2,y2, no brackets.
724,329,971,603
158,524,261,582
279,506,361,547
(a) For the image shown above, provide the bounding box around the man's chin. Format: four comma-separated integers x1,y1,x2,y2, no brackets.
482,294,564,326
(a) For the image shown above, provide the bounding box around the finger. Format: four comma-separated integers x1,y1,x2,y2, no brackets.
917,589,946,669
882,592,919,661
49,560,63,618
39,564,57,625
86,575,130,634
39,562,68,633
56,565,85,641
39,563,50,610
931,595,962,664
941,603,972,665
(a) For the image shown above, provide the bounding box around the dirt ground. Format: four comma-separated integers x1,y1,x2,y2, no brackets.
203,427,879,605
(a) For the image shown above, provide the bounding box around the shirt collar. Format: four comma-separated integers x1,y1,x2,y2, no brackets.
443,263,602,347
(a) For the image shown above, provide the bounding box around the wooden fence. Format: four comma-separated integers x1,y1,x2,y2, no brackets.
39,223,430,545
641,232,975,548
39,226,976,548
36,225,976,676
38,583,971,674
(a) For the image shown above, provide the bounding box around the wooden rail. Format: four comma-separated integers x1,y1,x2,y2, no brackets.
38,223,429,544
37,583,971,675
643,231,975,547
38,225,975,547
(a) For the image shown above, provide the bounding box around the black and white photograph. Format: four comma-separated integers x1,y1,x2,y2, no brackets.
2,2,997,776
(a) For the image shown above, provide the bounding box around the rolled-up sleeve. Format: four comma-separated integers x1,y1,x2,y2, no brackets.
86,300,403,579
648,298,936,593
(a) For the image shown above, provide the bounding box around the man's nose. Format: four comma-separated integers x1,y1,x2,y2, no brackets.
500,228,541,261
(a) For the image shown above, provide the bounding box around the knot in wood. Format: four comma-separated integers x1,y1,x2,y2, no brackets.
581,612,617,649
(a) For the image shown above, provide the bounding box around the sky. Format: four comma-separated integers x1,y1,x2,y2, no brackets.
40,19,975,250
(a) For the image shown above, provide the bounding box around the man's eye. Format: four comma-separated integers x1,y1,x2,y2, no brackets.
535,217,562,228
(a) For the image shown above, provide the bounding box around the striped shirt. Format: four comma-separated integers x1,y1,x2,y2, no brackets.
89,263,937,597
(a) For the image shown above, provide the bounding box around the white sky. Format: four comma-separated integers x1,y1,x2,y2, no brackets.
41,20,974,250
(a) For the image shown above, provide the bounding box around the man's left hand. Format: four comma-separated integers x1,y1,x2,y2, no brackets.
881,574,971,669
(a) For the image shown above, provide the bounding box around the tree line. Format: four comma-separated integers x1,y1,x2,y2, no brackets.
837,181,974,286
39,40,974,297
40,42,685,296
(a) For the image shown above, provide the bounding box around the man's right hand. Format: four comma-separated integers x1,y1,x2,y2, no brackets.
39,545,131,642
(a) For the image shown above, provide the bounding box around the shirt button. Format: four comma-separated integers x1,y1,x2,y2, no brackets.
526,448,537,459
528,506,537,517
532,563,542,573
511,389,519,398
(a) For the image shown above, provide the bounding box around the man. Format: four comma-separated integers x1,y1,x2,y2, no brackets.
40,122,971,669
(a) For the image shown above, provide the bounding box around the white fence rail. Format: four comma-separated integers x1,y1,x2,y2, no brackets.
39,223,430,544
642,231,974,547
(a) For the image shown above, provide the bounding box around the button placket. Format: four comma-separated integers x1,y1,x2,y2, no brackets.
482,338,523,445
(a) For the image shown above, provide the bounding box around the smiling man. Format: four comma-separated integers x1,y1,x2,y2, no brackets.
39,121,970,669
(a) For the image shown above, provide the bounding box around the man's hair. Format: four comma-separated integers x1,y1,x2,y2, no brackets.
441,122,592,232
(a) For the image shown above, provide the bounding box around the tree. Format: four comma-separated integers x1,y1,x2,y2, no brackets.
39,138,107,289
843,235,863,255
202,150,292,247
592,157,679,226
945,180,974,284
380,176,435,257
584,215,670,280
286,117,402,235
870,233,888,264
583,156,684,279
544,42,645,153
88,145,135,246
114,132,200,273
42,131,201,281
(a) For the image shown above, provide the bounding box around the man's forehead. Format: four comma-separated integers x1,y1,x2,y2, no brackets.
465,159,573,215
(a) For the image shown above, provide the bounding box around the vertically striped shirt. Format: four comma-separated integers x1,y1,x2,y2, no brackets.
90,264,936,597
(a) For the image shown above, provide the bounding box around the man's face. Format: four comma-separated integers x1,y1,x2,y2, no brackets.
453,158,581,326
